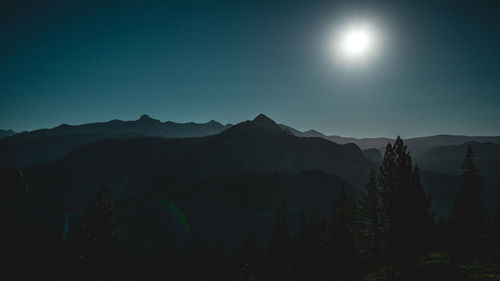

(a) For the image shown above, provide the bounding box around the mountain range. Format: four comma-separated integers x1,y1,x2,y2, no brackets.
2,114,499,168
282,124,500,156
17,114,374,251
2,113,500,253
0,115,231,167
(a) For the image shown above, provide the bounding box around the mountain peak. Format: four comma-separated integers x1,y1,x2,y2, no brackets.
139,114,153,120
251,114,284,132
220,114,289,137
253,114,275,125
137,114,162,124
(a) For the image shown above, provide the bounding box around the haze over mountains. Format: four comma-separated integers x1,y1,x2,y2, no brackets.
282,124,500,156
2,114,499,168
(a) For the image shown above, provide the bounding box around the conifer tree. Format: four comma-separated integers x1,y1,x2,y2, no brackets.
378,142,397,254
453,145,487,238
408,165,433,244
359,169,382,264
378,137,432,261
268,202,293,281
320,190,360,280
74,185,129,281
295,210,320,281
237,229,259,281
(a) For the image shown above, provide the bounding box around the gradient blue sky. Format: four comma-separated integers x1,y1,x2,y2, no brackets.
1,0,499,137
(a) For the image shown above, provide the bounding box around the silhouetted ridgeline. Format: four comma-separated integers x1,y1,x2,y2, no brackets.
0,114,231,167
3,114,500,168
283,124,500,156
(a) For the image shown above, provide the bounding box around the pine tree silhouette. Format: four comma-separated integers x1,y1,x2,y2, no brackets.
359,168,383,265
379,137,433,262
73,185,130,281
453,144,487,239
320,190,360,281
268,202,293,281
295,210,320,281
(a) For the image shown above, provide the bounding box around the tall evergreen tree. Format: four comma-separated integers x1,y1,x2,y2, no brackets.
378,141,398,256
73,185,130,281
409,166,433,240
268,202,293,281
378,137,433,262
359,169,382,264
453,145,487,239
240,229,259,281
295,210,321,281
320,190,360,281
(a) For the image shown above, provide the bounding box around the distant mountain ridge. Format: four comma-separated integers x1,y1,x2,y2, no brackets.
14,114,231,139
2,113,500,168
280,124,500,156
0,115,232,167
0,129,16,139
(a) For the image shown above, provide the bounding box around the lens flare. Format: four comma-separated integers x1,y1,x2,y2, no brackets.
158,198,191,234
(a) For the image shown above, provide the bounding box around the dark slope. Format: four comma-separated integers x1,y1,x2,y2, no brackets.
0,166,33,232
0,166,57,279
192,114,374,185
22,115,376,241
119,171,354,253
31,114,372,191
0,115,231,168
362,148,383,163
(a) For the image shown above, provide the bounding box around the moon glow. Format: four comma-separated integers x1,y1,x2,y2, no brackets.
330,22,380,64
341,28,372,57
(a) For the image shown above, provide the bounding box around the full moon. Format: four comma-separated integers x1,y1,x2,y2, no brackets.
330,22,380,64
341,28,372,57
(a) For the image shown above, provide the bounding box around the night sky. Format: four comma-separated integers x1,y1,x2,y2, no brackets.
1,0,499,137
